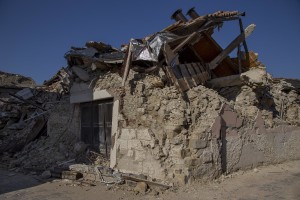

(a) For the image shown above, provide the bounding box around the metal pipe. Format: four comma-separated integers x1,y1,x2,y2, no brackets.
186,7,199,19
171,9,188,22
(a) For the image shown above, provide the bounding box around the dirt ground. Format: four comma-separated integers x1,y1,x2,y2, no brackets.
1,160,300,200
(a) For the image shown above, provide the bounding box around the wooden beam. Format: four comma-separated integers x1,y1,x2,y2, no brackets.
173,32,198,53
207,74,242,88
209,24,256,70
122,40,133,87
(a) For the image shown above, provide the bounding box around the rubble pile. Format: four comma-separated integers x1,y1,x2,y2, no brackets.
0,69,73,170
63,7,299,186
0,71,36,88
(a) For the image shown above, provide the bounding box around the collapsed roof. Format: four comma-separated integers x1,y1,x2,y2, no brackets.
65,8,259,93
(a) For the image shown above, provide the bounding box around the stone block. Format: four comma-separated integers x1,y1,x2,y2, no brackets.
126,180,137,187
128,139,143,151
175,174,187,185
117,139,128,150
120,129,136,140
117,159,143,174
134,182,148,194
141,140,155,148
184,157,198,167
41,170,51,179
127,149,135,158
201,150,212,163
189,138,207,149
118,148,128,155
169,146,184,158
166,130,179,139
137,108,145,114
137,129,152,141
135,150,146,162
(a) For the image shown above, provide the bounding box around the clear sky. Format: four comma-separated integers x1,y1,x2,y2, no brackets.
0,0,299,84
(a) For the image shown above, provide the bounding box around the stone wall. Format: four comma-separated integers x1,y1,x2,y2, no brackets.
68,68,300,185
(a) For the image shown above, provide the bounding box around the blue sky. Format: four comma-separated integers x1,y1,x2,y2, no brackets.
0,0,299,84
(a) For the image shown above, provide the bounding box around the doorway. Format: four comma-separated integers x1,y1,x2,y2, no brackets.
80,99,113,157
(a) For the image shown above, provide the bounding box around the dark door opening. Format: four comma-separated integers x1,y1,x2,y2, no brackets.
80,99,113,157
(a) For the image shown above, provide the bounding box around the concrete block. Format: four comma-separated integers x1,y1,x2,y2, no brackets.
71,66,90,81
137,129,152,141
120,128,136,140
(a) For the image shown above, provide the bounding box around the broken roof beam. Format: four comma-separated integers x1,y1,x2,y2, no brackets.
172,32,199,53
122,40,133,87
209,24,256,70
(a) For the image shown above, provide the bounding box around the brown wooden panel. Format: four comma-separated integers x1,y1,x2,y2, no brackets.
177,79,190,91
191,63,206,83
166,66,184,93
192,33,238,77
178,64,195,87
197,63,210,80
185,64,201,85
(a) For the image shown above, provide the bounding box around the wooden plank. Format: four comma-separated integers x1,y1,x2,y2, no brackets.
173,32,198,53
172,65,183,79
165,66,184,92
163,43,187,93
185,63,201,85
177,79,190,91
163,43,179,66
192,33,238,77
197,63,210,81
161,65,173,85
209,24,256,70
207,75,242,88
122,40,133,87
191,63,206,83
178,64,195,88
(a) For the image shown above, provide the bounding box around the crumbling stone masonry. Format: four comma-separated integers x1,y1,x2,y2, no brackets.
69,67,300,186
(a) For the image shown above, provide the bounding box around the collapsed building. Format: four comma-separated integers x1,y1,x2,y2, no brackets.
1,8,300,186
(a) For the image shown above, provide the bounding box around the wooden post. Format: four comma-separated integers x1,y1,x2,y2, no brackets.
209,24,256,70
122,40,133,87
